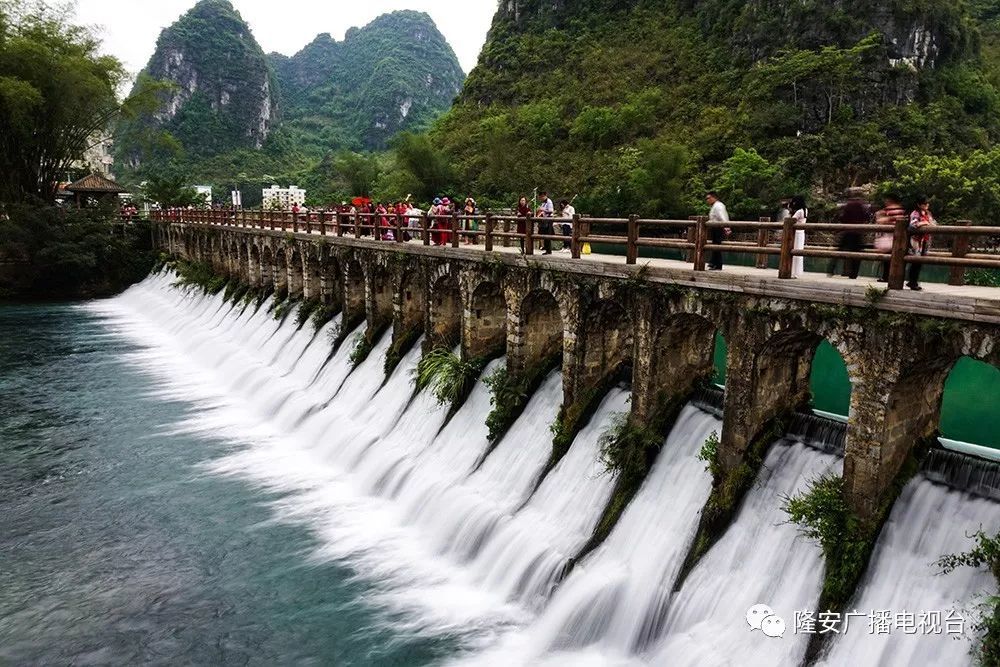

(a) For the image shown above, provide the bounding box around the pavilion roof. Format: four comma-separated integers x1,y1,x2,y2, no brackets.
65,173,126,194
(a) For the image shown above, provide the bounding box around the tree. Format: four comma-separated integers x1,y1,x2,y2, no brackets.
332,151,381,197
0,0,161,203
143,168,202,207
385,132,454,202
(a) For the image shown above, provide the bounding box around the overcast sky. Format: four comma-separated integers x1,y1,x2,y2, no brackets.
73,0,498,78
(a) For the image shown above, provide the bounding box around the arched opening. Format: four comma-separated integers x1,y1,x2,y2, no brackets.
303,250,321,301
368,265,394,330
248,245,261,287
320,256,342,307
940,357,1000,449
287,248,304,297
648,313,720,414
520,289,564,370
273,247,288,292
344,259,365,322
576,299,633,393
237,242,249,283
399,270,426,335
260,246,273,287
752,328,823,423
712,331,727,386
809,339,852,417
467,281,506,359
429,274,461,348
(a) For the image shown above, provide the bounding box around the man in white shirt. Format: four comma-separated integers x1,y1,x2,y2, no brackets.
538,191,555,254
706,191,730,270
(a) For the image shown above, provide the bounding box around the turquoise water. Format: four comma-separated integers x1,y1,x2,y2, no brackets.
0,303,457,665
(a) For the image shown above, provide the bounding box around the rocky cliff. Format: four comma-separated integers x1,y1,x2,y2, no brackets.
119,0,275,165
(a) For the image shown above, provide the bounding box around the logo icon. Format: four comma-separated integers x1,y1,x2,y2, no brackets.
747,603,785,638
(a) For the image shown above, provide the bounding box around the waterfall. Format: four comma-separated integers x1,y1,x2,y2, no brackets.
820,471,1000,665
86,274,996,665
648,440,842,666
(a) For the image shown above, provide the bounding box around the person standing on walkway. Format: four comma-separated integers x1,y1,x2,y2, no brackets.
874,194,906,282
907,196,936,291
829,195,867,279
516,196,531,253
790,195,808,278
538,191,555,255
706,191,730,270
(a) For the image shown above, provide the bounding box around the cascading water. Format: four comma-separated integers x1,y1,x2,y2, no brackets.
648,439,843,666
76,274,996,665
820,455,1000,665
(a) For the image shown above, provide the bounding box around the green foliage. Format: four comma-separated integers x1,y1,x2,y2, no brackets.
0,204,156,298
880,148,1000,222
295,299,320,328
173,258,227,294
349,333,374,369
484,366,528,443
413,347,485,406
698,431,722,479
311,303,338,331
272,297,295,321
967,269,1000,287
783,474,878,613
0,0,161,202
143,168,203,207
711,149,799,219
379,132,454,203
938,529,1000,666
598,413,664,489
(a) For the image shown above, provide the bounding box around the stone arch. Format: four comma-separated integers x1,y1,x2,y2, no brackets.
287,247,304,297
517,288,565,373
466,279,507,360
429,272,462,349
367,263,394,333
398,268,426,338
260,245,274,287
643,312,720,419
247,243,261,287
319,254,342,307
303,247,322,300
273,246,288,292
343,258,365,324
574,298,634,395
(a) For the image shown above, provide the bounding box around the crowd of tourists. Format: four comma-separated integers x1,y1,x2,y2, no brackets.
704,190,937,290
290,191,579,255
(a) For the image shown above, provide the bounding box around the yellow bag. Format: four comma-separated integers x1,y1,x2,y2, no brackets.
582,242,592,255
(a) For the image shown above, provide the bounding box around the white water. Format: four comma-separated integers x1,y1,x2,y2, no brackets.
87,274,994,665
821,478,1000,665
649,440,842,666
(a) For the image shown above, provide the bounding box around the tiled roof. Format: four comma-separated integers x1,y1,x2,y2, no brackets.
65,173,126,193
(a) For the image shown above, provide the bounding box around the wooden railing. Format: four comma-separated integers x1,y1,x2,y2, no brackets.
149,208,1000,290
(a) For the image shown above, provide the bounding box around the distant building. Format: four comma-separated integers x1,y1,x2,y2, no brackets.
78,132,115,178
193,185,213,206
263,185,306,209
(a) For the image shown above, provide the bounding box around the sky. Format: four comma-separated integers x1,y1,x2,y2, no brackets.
72,0,498,78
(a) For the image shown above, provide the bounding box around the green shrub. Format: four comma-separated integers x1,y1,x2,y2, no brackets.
783,474,876,613
967,269,1000,288
296,299,320,328
311,303,338,331
938,530,1000,666
698,430,722,478
173,259,228,294
598,412,664,489
413,347,485,406
484,367,528,443
349,333,374,369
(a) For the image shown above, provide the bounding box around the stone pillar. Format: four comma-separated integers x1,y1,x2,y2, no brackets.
365,264,394,340
462,279,506,360
718,322,816,471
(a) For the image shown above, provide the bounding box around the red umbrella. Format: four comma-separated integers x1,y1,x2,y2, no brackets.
351,196,371,207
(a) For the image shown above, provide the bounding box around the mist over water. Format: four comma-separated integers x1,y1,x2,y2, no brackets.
1,273,995,665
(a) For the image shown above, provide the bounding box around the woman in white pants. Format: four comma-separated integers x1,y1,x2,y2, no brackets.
790,195,807,278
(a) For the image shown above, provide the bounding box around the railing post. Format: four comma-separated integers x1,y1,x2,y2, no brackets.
756,217,771,269
485,213,494,252
778,216,796,278
571,213,582,259
626,214,639,265
451,213,460,248
524,216,535,255
395,213,404,243
318,211,326,236
269,210,275,230
948,220,972,286
354,212,362,239
686,216,698,263
693,216,708,271
421,213,430,245
502,218,511,248
887,214,909,290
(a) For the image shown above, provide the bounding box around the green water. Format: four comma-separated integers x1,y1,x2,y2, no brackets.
712,333,999,448
0,303,457,665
